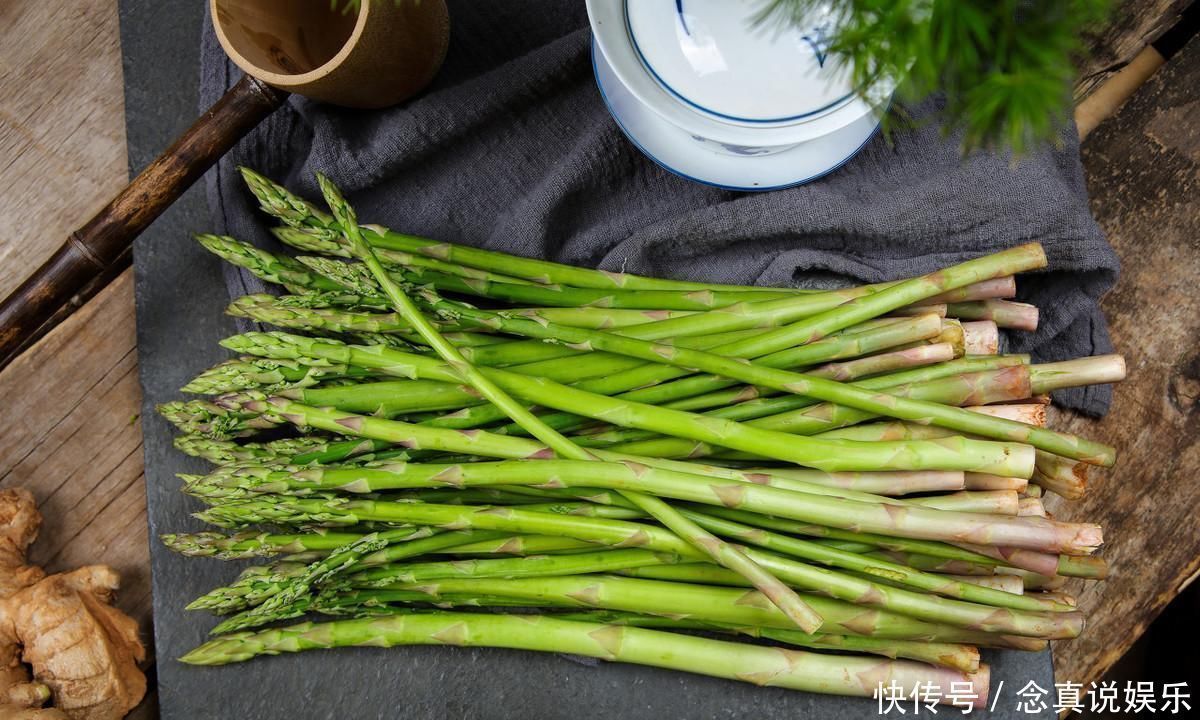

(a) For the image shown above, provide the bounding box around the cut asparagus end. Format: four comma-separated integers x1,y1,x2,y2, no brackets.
961,320,999,355
1029,354,1127,394
966,403,1047,427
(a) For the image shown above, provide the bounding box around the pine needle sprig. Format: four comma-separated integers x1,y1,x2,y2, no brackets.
755,0,1111,154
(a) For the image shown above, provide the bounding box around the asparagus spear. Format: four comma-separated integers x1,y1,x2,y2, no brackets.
317,175,824,633
172,435,342,466
669,505,1069,612
195,234,344,295
312,584,1044,650
241,168,836,294
196,458,1097,554
548,610,981,672
270,225,538,286
347,548,681,587
194,495,1090,637
181,611,989,707
220,334,1036,476
161,171,1121,694
181,355,379,394
946,299,1039,331
602,364,1039,458
211,531,397,633
415,291,1117,465
163,527,433,560
918,276,1016,303
962,321,1000,354
363,566,1081,639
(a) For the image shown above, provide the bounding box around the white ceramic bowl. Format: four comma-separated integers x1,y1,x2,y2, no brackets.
593,38,881,191
625,0,857,127
587,0,879,155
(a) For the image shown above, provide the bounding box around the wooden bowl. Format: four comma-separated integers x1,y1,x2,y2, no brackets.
211,0,449,108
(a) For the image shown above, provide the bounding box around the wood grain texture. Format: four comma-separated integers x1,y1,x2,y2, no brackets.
1048,36,1200,687
0,0,129,299
1076,0,1192,97
0,270,155,708
0,74,286,370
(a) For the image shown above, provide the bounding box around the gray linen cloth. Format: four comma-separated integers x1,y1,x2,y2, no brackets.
200,1,1119,414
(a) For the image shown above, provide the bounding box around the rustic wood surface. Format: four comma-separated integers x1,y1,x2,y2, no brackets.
0,0,130,300
0,74,286,367
1076,0,1193,97
1047,36,1200,687
0,2,1194,716
0,270,157,719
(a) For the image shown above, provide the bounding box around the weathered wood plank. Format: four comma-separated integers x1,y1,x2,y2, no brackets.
0,0,129,300
1048,36,1200,687
0,270,149,633
1076,0,1193,98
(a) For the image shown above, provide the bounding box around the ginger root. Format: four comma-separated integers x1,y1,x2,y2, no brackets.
0,488,145,719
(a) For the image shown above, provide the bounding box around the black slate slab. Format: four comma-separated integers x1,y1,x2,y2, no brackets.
122,1,1057,717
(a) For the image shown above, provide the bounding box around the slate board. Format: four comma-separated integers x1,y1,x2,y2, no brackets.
122,1,1057,717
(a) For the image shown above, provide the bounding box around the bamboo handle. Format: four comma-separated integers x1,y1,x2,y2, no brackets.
0,74,288,370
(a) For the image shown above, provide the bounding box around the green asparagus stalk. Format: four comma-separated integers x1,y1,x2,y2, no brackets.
162,527,432,560
314,583,1044,651
211,531,397,633
172,435,343,466
412,286,1116,465
677,504,1076,576
187,563,309,614
220,334,1036,476
243,169,790,291
348,548,681,587
696,499,1104,580
181,355,378,394
317,175,824,633
918,276,1016,303
392,263,800,310
195,234,344,295
195,495,1088,636
718,469,965,497
441,534,598,556
198,457,1098,554
181,611,989,706
602,364,1037,459
945,299,1039,331
270,226,538,286
553,610,981,672
652,353,1024,419
157,399,278,438
944,574,1026,594
181,529,515,615
668,505,1071,612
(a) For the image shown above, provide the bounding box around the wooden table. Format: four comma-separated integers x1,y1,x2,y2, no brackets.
0,1,1196,714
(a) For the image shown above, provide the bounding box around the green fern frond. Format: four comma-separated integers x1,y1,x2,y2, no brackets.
755,0,1111,154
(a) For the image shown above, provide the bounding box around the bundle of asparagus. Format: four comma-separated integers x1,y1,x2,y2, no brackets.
160,168,1123,707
